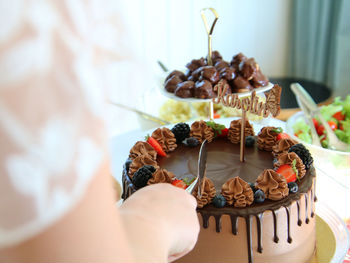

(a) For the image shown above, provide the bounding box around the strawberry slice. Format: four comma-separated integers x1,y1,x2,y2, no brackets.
171,179,188,189
146,135,167,157
276,133,290,141
218,128,229,138
276,159,299,183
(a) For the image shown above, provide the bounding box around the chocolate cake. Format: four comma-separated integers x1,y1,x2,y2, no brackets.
164,51,270,99
122,120,316,263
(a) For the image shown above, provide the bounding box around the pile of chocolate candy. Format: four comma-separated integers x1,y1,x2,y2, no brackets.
164,51,269,99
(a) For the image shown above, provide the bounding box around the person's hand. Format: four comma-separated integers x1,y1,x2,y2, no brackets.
119,183,199,262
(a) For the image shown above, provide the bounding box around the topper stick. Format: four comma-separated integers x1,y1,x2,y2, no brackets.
240,109,247,162
200,8,219,120
209,101,214,120
200,8,219,66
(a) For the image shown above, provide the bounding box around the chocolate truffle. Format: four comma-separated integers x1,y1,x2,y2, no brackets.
186,57,206,72
220,67,236,81
239,58,258,80
215,60,230,72
194,80,215,99
165,70,186,82
251,70,269,88
190,66,204,82
174,81,195,98
165,75,183,93
200,66,220,84
232,75,253,93
231,52,247,70
211,50,223,63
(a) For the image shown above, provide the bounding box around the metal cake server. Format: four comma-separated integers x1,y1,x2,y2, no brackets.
186,139,208,197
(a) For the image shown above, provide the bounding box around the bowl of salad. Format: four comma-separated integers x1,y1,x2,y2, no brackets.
286,96,350,188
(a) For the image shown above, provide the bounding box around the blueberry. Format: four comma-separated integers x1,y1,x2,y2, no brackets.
125,158,132,172
288,182,299,194
254,189,265,203
249,182,256,193
245,136,256,147
212,195,227,208
183,137,200,147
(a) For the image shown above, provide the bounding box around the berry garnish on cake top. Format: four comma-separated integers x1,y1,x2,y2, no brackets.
164,51,269,99
123,119,315,210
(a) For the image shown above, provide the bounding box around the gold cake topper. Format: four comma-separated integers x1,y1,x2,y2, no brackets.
213,80,282,118
212,80,282,162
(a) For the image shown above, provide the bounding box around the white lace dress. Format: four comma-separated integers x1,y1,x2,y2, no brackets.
0,0,128,248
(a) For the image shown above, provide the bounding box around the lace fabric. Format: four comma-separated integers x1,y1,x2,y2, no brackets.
0,0,125,248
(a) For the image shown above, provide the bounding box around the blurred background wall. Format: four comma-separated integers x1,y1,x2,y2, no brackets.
121,0,292,78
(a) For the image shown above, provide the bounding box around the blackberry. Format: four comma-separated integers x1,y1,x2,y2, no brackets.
245,136,256,147
254,189,265,203
212,195,227,208
288,143,313,169
132,165,155,189
288,182,299,194
124,158,132,172
171,123,190,144
183,137,200,147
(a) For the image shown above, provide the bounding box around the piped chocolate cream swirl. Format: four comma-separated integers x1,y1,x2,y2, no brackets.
147,168,175,185
221,176,254,207
193,178,216,208
190,120,215,143
129,141,157,160
255,169,289,201
272,138,298,157
227,119,255,144
151,127,177,152
257,127,279,151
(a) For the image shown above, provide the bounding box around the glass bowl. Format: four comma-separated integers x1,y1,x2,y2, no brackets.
286,111,350,189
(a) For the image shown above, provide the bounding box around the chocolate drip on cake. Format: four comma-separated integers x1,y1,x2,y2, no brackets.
200,211,210,229
245,216,253,263
304,193,310,224
214,214,222,233
230,215,238,235
271,210,279,243
310,189,315,218
285,206,292,244
255,213,263,253
296,200,302,226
